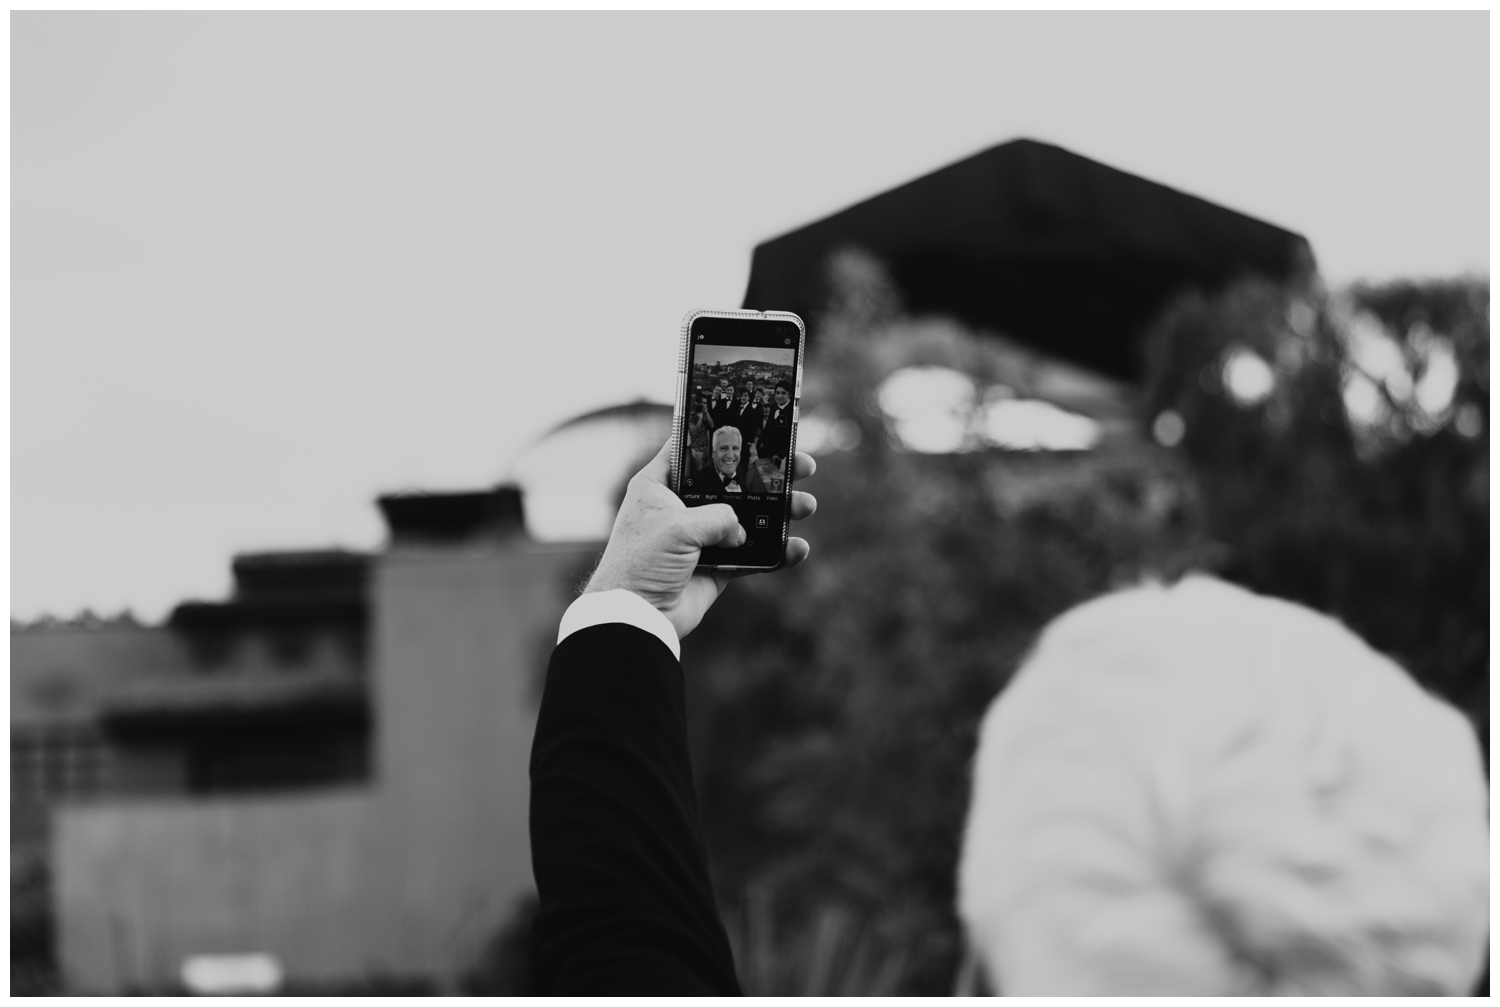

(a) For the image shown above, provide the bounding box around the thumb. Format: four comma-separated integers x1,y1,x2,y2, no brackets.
636,437,674,488
679,503,744,549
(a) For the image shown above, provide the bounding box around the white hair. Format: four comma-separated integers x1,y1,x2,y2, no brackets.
957,576,1488,996
712,426,742,448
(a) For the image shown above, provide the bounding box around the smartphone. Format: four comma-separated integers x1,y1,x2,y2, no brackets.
670,309,805,571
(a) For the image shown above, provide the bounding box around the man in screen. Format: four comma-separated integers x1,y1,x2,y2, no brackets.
759,382,794,468
710,378,736,431
730,387,763,457
704,426,766,494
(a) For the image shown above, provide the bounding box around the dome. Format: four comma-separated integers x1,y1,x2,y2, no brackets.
507,400,673,542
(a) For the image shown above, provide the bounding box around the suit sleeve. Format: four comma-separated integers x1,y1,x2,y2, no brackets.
529,623,742,995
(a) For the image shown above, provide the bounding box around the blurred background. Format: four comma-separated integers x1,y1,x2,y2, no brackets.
11,12,1488,995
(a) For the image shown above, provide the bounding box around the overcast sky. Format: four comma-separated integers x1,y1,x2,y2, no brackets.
12,12,1489,622
696,346,798,369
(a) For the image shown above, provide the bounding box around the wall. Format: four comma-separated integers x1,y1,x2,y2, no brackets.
11,624,194,729
363,539,588,980
53,790,381,991
51,538,594,993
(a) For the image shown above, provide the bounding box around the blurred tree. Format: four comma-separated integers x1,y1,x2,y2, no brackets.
683,253,1222,993
1140,276,1488,747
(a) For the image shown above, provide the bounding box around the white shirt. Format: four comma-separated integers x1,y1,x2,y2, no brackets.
556,588,680,661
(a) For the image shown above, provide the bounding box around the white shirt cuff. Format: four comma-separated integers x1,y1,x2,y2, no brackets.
556,589,681,661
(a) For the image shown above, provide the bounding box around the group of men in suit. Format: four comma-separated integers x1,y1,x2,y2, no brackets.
693,379,794,495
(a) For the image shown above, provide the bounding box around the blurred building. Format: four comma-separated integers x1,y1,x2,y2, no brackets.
15,413,671,994
30,507,578,993
749,138,1313,482
744,137,1314,382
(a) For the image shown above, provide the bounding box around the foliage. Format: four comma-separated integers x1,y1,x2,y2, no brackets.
10,800,60,996
722,887,910,995
683,293,1219,993
678,268,1486,994
1140,276,1488,745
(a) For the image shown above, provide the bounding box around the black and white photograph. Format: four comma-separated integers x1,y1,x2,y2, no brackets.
11,12,1489,996
684,344,797,496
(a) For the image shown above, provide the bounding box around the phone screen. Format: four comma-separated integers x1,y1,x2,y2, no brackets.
679,314,801,569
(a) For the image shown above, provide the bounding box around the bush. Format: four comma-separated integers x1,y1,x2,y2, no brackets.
679,270,1485,994
684,295,1219,993
1140,276,1488,746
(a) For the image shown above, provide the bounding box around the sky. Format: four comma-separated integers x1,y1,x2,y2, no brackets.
12,12,1489,622
697,347,797,368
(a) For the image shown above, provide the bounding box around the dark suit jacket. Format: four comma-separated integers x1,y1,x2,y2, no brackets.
759,405,793,460
530,625,743,994
688,464,767,494
708,396,736,433
727,404,763,447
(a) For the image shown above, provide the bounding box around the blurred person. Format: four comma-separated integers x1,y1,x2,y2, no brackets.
529,440,817,994
686,396,713,474
955,576,1490,996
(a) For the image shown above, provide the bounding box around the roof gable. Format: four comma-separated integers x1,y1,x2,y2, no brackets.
743,139,1313,380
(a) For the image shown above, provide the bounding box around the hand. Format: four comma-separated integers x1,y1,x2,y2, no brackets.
585,438,817,639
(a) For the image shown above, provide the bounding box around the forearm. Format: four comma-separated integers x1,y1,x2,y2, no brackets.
529,623,741,995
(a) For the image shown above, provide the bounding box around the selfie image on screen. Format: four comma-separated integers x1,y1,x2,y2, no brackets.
680,345,795,503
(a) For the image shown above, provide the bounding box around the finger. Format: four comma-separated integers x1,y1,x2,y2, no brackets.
680,503,745,549
792,452,817,482
637,437,674,487
790,491,817,521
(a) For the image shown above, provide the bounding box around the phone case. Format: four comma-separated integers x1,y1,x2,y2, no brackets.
671,309,806,571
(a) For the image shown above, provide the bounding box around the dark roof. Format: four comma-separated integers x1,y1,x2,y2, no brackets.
232,550,367,601
376,485,525,544
170,550,369,633
169,596,367,632
742,138,1313,381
